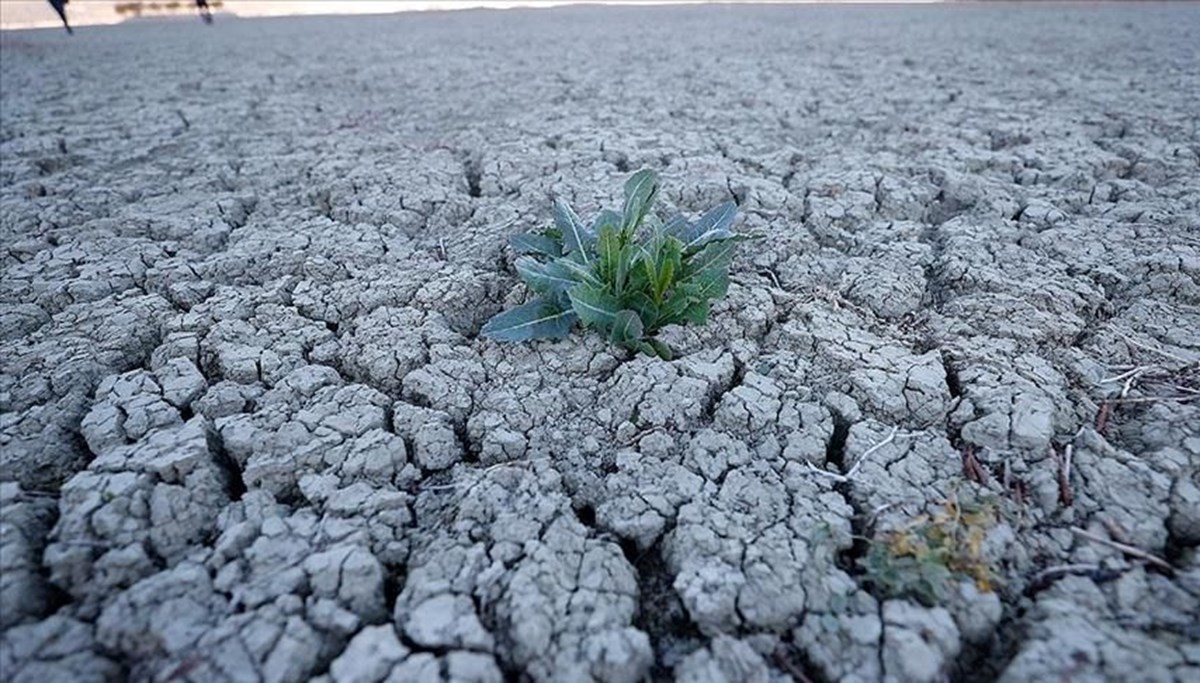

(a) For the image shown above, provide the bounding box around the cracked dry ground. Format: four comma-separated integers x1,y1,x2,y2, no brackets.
2,4,1198,683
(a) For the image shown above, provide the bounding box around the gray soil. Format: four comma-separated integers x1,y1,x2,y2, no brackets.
2,4,1199,682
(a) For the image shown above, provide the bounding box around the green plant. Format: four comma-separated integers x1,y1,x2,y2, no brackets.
859,499,998,607
481,170,743,360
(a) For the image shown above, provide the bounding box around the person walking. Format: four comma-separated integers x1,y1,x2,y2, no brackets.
48,0,72,34
197,0,213,24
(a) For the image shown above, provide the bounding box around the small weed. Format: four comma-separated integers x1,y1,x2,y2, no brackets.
481,170,745,360
860,498,999,606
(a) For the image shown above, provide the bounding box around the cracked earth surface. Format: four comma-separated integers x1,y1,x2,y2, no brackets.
2,4,1199,682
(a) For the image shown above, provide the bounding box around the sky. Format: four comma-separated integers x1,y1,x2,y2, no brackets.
0,0,940,30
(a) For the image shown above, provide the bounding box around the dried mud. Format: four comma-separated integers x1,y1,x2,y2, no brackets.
2,4,1198,682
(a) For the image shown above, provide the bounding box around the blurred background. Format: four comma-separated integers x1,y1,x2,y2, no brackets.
2,0,945,31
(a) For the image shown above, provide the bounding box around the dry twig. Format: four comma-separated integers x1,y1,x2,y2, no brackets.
1116,332,1194,367
1100,365,1161,385
771,650,816,683
759,269,785,290
1055,444,1074,507
961,445,989,485
421,460,533,492
1095,402,1111,434
1031,563,1101,584
806,426,900,483
1070,526,1173,573
1104,394,1197,405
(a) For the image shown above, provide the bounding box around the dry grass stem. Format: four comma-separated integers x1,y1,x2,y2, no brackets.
1070,526,1173,572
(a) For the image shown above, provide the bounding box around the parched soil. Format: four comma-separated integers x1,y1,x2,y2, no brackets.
2,4,1198,682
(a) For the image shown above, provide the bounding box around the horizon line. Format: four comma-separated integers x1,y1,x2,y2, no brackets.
3,0,950,32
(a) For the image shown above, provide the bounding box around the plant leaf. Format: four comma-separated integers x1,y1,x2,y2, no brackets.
622,169,659,233
554,198,593,263
509,233,562,257
654,237,683,302
591,209,622,235
627,292,661,330
609,309,644,345
688,266,731,301
680,299,710,325
636,237,664,292
647,338,673,360
568,283,622,331
683,238,739,279
489,174,743,358
515,256,588,295
597,224,622,287
658,282,699,325
662,214,690,238
614,242,636,297
481,298,577,342
682,201,737,251
554,256,601,287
